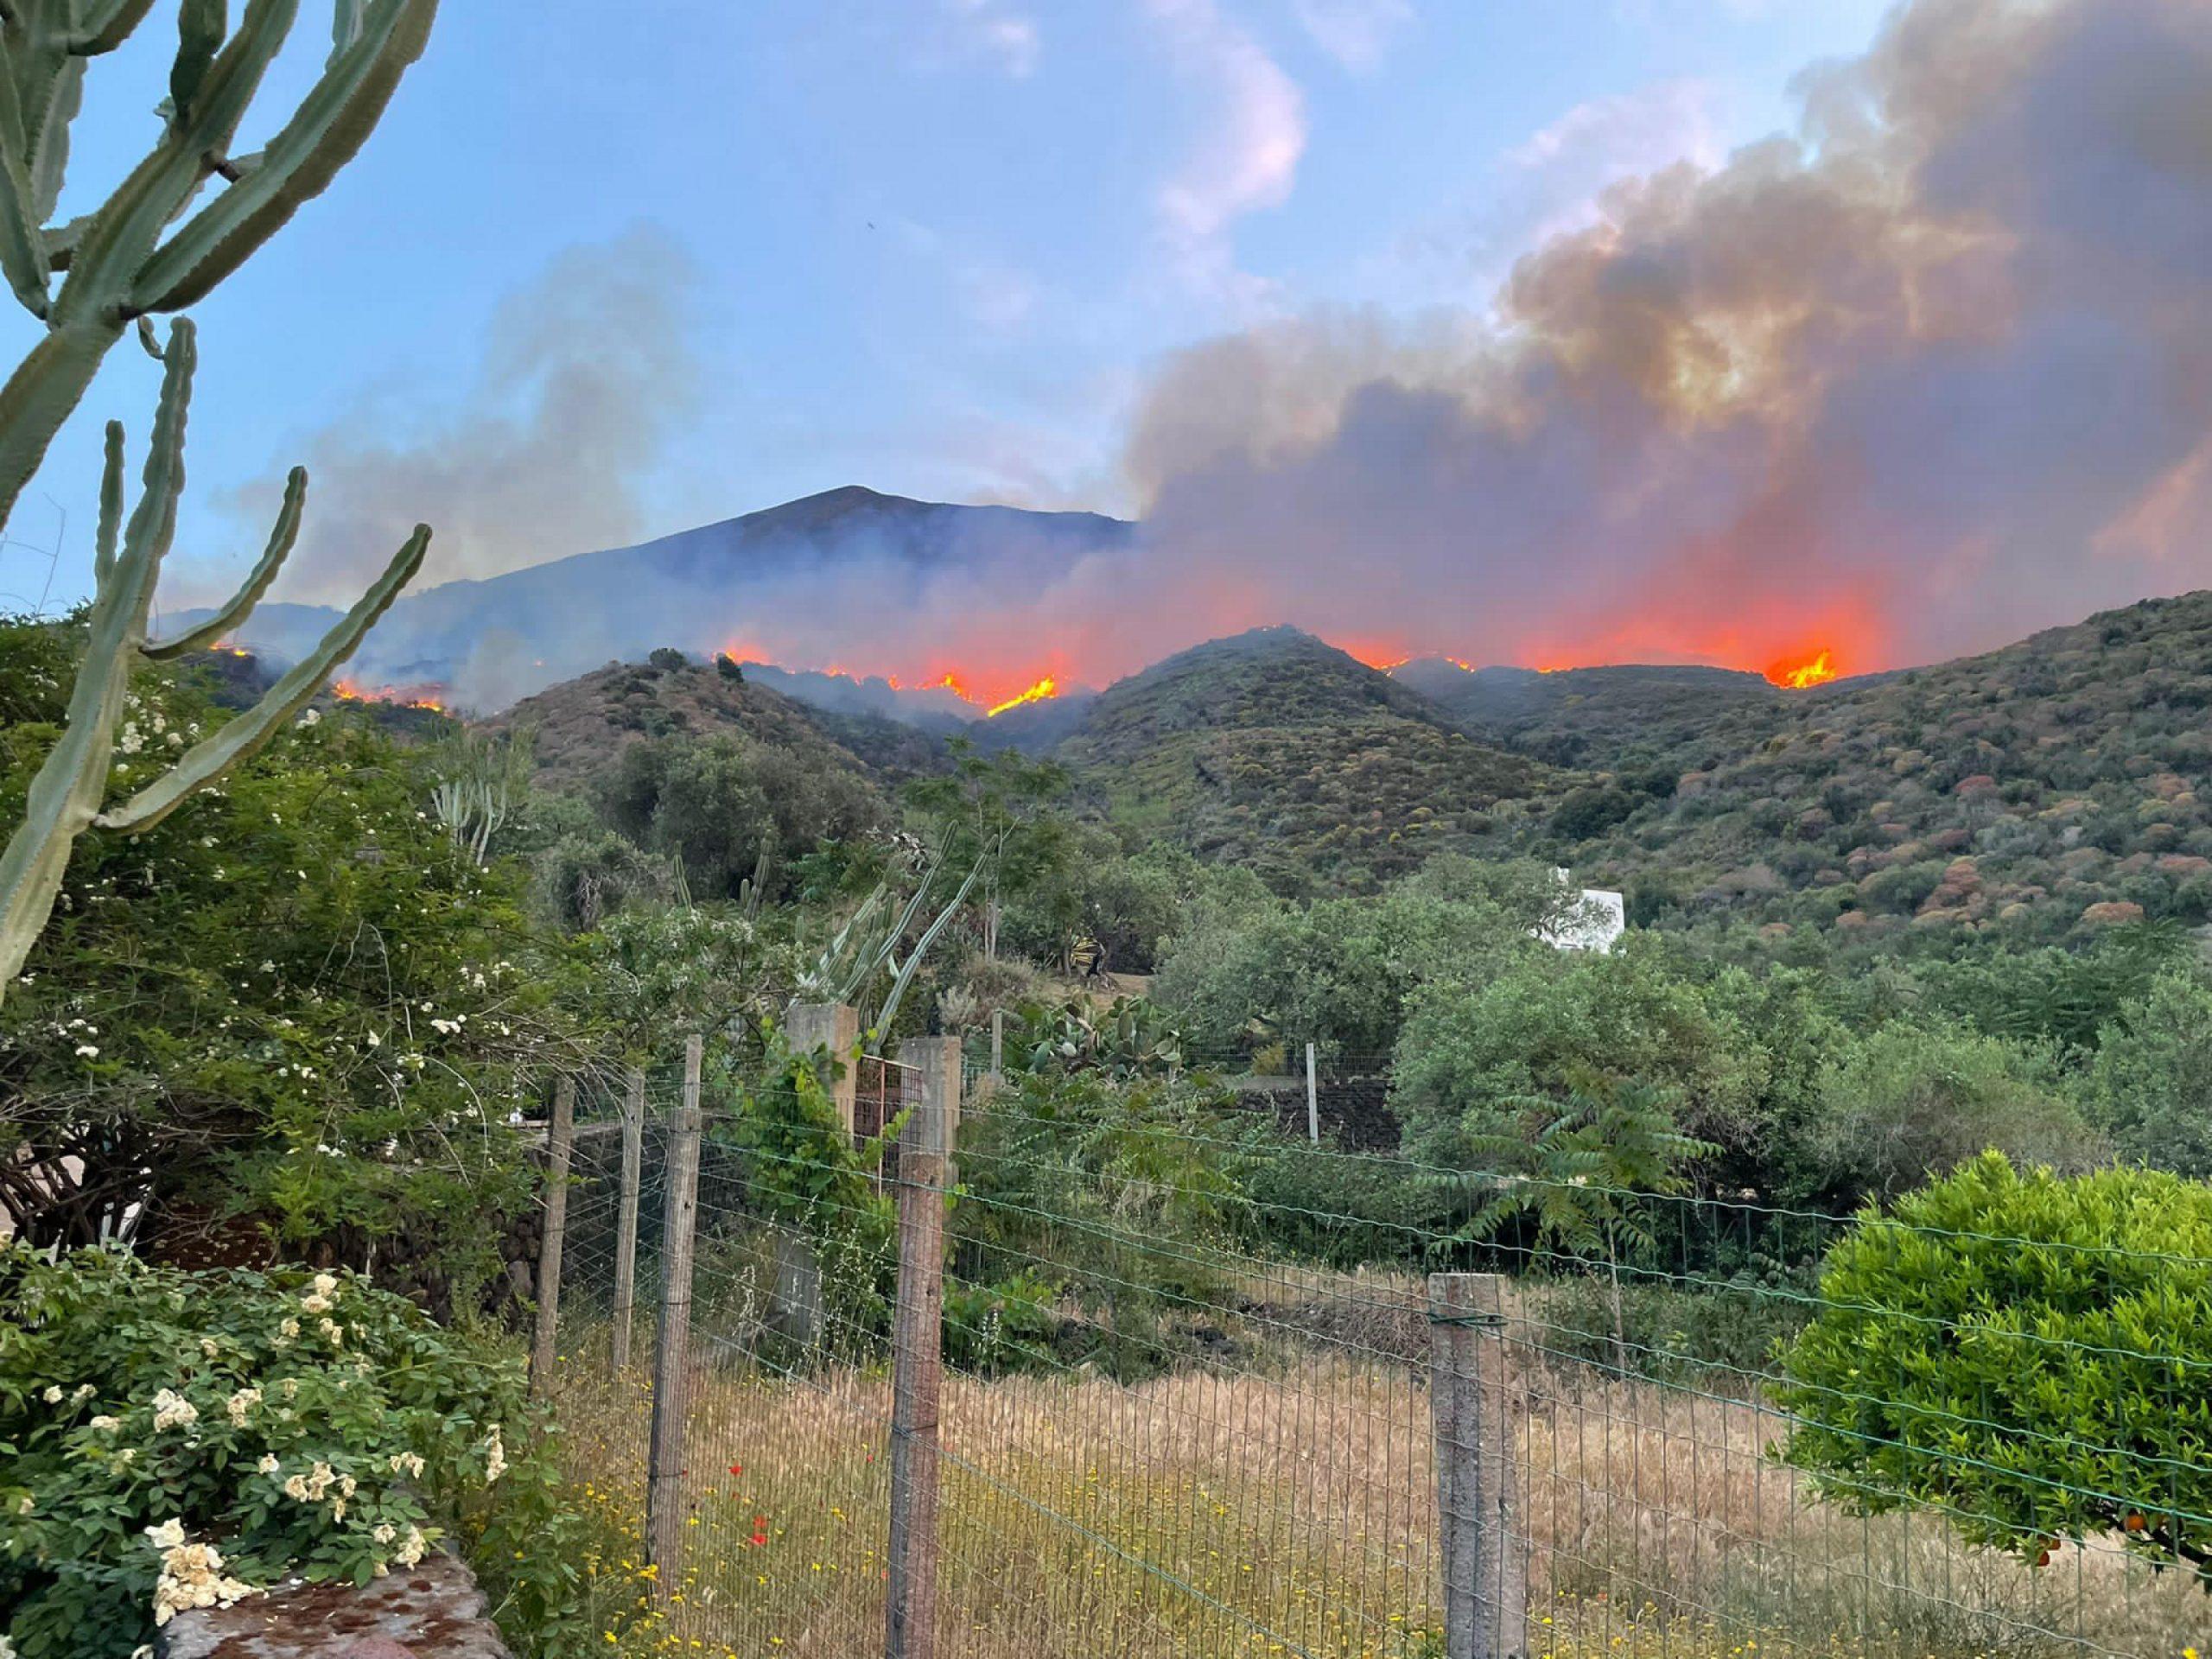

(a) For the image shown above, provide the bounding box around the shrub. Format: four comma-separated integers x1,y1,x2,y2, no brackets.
1794,1018,2101,1207
951,1070,1252,1377
1529,1271,1813,1389
0,1249,578,1659
0,644,575,1287
1775,1154,2212,1581
2088,965,2212,1178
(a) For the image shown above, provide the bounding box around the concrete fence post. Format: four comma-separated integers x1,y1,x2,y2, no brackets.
610,1064,646,1373
529,1074,575,1398
885,1036,958,1659
787,1000,860,1134
1429,1272,1526,1659
1306,1041,1320,1144
646,1036,704,1602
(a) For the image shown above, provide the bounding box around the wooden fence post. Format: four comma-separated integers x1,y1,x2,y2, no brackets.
886,1036,957,1659
529,1074,575,1397
1305,1041,1320,1144
610,1064,645,1373
1428,1272,1525,1659
990,1009,1004,1081
646,1036,704,1601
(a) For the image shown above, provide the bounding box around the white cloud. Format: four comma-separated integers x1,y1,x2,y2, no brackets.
1290,0,1413,71
942,0,1040,78
1146,0,1308,305
1382,78,1723,301
1506,79,1722,176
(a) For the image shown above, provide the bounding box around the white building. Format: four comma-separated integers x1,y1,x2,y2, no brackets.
1537,868,1627,954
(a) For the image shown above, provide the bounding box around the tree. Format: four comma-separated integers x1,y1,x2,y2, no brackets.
1390,935,1763,1163
1777,1154,2212,1583
903,740,1071,960
1466,1071,1714,1370
2088,966,2212,1178
1797,1017,2101,1208
598,731,884,906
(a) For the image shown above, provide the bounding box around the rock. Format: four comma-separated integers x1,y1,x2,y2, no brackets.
162,1552,511,1659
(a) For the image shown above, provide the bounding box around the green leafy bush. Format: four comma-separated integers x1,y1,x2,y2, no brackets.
942,1268,1063,1376
1529,1271,1812,1389
952,1070,1251,1378
0,628,577,1294
1775,1154,2212,1580
2088,964,2212,1178
1795,1017,2101,1206
708,1039,898,1361
0,1248,579,1658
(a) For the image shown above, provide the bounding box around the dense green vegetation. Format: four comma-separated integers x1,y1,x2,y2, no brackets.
19,582,2212,1650
1055,627,1549,889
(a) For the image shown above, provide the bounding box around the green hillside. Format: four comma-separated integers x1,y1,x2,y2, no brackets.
1530,592,2212,950
1052,628,1552,889
491,652,940,795
1398,658,1787,768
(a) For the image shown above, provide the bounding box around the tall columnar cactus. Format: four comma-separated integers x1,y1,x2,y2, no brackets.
0,0,438,538
0,318,429,992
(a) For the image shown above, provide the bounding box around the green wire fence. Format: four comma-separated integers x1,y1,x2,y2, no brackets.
535,1029,2212,1659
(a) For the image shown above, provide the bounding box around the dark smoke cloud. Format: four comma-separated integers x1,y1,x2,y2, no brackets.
200,0,2212,711
1087,0,2212,681
213,226,702,606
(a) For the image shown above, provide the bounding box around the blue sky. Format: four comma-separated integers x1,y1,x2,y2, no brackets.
0,0,1901,614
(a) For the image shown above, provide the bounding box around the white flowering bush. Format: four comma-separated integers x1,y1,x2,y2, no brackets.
0,616,581,1302
0,1248,576,1659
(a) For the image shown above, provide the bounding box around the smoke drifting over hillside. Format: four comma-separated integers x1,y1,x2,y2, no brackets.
1099,0,2212,682
262,0,2212,712
219,227,702,604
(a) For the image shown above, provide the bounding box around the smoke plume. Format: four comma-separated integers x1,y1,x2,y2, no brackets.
228,0,2212,712
219,226,702,604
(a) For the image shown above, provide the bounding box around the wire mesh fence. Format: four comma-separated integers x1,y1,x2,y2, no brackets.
537,1032,2212,1659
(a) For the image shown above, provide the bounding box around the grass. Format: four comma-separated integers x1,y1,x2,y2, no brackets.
545,1290,2209,1659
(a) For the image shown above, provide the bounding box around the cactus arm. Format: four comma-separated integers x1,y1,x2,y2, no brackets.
0,536,142,987
132,0,432,312
0,322,187,989
57,0,296,315
169,0,226,122
0,35,48,319
143,463,304,658
21,48,76,222
71,0,159,54
872,853,989,1046
110,318,197,599
0,112,48,316
0,312,118,534
330,0,363,59
92,417,120,585
97,522,429,832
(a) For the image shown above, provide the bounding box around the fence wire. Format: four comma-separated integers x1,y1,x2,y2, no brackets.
539,1046,2212,1659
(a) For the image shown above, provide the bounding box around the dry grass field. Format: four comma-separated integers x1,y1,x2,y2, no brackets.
548,1309,2208,1659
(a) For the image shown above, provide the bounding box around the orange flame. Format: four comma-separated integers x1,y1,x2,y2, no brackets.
330,677,448,713
986,677,1058,717
1766,649,1838,690
925,672,975,702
